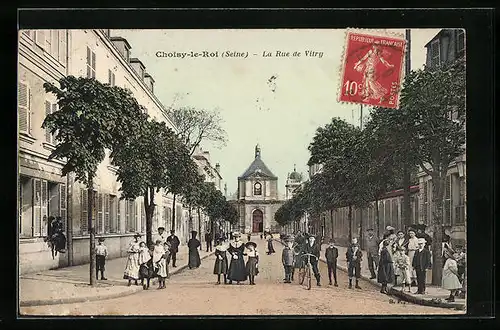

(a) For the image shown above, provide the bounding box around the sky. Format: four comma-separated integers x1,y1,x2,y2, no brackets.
114,28,441,198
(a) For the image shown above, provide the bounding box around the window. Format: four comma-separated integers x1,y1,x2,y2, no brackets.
455,177,465,224
125,200,137,233
18,82,31,134
116,197,121,233
443,175,452,225
109,195,117,233
59,183,67,232
108,69,115,86
58,30,67,64
254,182,262,195
97,193,104,234
86,47,96,78
430,39,440,67
140,200,145,233
45,101,57,144
456,30,465,57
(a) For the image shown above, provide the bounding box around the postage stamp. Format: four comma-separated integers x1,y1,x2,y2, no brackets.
338,29,407,109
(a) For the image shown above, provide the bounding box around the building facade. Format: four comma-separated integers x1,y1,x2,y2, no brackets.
18,29,219,274
235,145,283,233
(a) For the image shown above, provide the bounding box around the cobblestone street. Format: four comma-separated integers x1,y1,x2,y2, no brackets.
21,238,461,316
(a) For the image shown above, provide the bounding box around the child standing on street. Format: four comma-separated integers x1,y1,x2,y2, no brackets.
138,242,154,290
325,239,339,286
282,240,294,283
245,241,259,285
95,237,108,280
346,238,362,289
213,239,228,285
153,240,167,289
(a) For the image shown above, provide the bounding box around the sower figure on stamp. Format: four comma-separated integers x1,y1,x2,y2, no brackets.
167,230,180,268
346,238,363,289
364,228,379,279
325,239,339,286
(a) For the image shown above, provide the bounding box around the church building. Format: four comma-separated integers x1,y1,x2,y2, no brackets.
234,145,283,233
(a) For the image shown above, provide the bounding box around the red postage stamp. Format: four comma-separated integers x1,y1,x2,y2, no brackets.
338,30,406,109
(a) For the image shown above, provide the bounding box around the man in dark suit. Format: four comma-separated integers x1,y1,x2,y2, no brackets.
364,228,379,279
325,239,339,286
346,237,363,289
304,235,321,286
167,230,180,267
412,238,432,294
205,230,213,252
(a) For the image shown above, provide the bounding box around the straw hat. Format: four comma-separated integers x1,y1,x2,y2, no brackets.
417,238,427,244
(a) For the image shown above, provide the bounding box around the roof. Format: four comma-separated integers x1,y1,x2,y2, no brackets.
238,157,277,180
424,29,453,48
129,57,146,68
144,72,155,82
109,36,132,50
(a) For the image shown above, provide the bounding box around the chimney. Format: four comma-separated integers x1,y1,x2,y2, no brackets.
255,144,261,158
215,163,220,173
144,72,155,93
129,58,146,80
109,37,131,62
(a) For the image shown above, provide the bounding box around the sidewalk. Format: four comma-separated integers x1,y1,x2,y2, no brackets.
20,245,215,307
274,239,465,310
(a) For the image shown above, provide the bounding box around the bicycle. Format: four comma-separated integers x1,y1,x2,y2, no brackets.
298,253,318,290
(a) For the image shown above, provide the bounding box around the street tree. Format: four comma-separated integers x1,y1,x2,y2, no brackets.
111,119,182,247
42,76,144,285
400,58,466,284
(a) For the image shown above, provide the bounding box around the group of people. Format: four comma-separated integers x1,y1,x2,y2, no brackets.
365,225,466,301
213,232,260,285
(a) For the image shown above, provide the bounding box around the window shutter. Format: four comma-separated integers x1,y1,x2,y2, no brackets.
104,194,110,233
33,179,42,237
97,193,103,234
116,199,121,233
86,47,91,78
18,82,29,134
59,183,67,232
125,200,130,233
58,30,67,64
112,72,115,86
81,188,88,234
35,30,45,47
108,69,112,85
41,180,48,237
92,52,96,78
45,101,52,142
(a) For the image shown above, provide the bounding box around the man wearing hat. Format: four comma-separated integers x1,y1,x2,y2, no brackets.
346,238,363,289
364,228,379,279
187,231,201,269
95,237,108,280
303,235,321,286
412,237,432,294
166,230,180,267
154,227,167,245
282,237,295,283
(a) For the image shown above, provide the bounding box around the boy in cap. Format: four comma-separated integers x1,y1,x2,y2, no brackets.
282,239,294,283
346,237,362,289
325,239,339,286
95,237,108,280
167,230,180,267
412,237,432,294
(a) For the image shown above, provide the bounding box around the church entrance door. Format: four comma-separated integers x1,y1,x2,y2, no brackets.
252,209,263,233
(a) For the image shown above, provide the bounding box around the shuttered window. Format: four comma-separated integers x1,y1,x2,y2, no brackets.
108,69,115,86
116,198,121,233
81,188,88,234
44,101,57,143
443,175,452,225
59,183,67,233
33,179,42,237
86,47,96,79
97,193,104,234
18,82,31,134
104,194,110,233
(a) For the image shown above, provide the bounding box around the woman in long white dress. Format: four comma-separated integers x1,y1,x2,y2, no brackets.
442,250,462,302
123,233,141,286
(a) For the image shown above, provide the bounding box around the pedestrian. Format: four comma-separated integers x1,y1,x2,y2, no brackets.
346,238,362,289
377,239,394,294
442,249,462,302
267,235,275,255
154,226,167,245
245,241,259,285
394,230,407,251
406,229,419,286
188,231,201,269
153,239,167,289
304,235,321,286
247,232,252,242
455,246,466,283
412,238,432,294
213,239,228,285
364,228,379,279
205,230,213,252
138,242,154,290
393,246,412,292
260,233,263,240
166,230,180,268
325,239,338,286
95,237,108,280
123,233,141,286
282,239,294,283
227,232,247,284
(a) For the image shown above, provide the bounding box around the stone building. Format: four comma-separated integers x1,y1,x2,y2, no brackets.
235,145,283,233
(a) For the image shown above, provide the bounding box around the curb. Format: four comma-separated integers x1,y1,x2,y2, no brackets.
273,239,465,310
20,251,216,307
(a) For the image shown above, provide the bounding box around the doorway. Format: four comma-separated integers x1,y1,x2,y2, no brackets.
252,209,263,233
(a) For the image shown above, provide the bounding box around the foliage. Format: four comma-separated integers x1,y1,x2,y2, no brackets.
170,106,228,156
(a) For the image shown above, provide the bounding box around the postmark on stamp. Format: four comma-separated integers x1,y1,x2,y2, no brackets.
338,29,407,109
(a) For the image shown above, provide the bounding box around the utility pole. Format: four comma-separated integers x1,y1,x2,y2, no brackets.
402,29,412,230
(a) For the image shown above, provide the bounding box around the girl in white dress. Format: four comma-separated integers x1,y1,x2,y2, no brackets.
123,233,141,286
153,240,167,289
442,250,462,302
393,246,412,292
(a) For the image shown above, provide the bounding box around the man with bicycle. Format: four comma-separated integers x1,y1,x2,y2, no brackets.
303,235,322,287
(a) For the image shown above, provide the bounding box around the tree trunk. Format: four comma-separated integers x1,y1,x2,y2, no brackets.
403,163,412,229
198,207,202,250
87,174,96,286
375,198,380,239
359,208,364,250
330,209,334,240
67,173,74,266
431,174,446,286
171,194,177,232
188,206,193,233
144,187,155,247
348,205,353,243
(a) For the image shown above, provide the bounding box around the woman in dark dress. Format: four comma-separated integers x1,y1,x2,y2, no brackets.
267,235,275,255
188,231,201,269
245,241,259,285
213,239,228,284
377,239,395,294
227,232,247,284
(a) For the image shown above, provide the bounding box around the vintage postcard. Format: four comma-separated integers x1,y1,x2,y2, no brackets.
18,27,466,316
